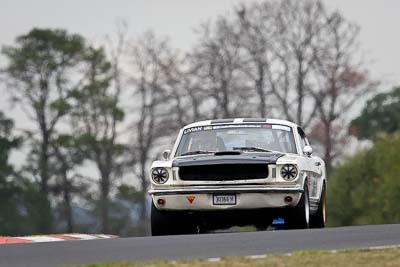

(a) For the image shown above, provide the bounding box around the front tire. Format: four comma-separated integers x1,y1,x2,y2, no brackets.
285,184,310,229
310,184,326,228
151,202,197,236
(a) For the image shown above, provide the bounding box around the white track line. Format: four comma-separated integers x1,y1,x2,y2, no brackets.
23,236,64,242
64,234,100,240
96,234,115,239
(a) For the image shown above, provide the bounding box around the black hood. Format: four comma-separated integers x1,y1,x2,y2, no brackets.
172,152,284,167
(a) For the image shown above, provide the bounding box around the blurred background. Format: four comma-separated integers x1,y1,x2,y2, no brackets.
0,0,399,237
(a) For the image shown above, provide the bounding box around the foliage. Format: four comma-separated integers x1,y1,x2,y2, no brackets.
350,87,400,140
1,27,86,194
0,112,23,235
1,28,88,233
0,112,51,235
50,134,89,233
328,133,400,226
70,46,126,233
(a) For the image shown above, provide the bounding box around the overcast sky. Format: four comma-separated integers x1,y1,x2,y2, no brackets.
1,0,400,86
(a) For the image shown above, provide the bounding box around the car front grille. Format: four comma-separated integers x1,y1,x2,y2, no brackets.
178,164,268,181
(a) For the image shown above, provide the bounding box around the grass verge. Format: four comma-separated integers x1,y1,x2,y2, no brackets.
64,246,400,267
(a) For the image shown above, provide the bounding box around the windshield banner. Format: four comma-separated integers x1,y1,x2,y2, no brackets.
183,124,291,134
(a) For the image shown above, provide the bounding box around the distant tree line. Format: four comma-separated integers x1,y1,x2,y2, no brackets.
327,86,400,226
0,0,383,236
328,134,400,226
328,145,400,225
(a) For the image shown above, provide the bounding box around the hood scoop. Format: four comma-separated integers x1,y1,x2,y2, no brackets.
214,151,241,156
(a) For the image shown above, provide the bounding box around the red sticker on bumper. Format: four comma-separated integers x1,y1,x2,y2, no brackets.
186,196,196,204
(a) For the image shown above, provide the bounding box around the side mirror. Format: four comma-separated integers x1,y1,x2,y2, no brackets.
162,149,171,160
303,145,313,156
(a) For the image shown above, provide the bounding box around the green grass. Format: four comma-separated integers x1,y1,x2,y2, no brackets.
64,246,400,267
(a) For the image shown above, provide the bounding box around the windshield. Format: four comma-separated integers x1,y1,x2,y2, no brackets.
176,124,297,156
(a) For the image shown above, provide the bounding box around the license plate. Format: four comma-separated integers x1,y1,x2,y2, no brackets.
213,195,236,205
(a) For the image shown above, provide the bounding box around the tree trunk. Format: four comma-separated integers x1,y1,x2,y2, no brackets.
40,135,50,194
139,157,148,220
324,122,333,175
63,179,74,233
100,176,110,233
256,64,266,117
38,132,52,233
189,88,200,120
296,56,304,126
221,80,230,118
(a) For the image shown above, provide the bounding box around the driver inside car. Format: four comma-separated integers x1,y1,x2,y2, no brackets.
193,131,226,152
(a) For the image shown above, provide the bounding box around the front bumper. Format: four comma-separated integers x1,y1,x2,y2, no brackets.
149,186,303,210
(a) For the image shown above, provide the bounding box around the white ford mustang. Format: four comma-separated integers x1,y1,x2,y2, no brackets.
149,118,327,235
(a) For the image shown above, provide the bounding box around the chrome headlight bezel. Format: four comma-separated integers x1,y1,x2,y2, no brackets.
151,167,169,184
280,164,298,181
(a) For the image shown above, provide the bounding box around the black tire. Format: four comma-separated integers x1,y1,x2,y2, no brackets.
285,184,310,229
310,184,326,228
151,202,197,236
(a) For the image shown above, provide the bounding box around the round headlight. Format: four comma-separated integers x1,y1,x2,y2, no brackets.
151,167,169,184
280,164,298,181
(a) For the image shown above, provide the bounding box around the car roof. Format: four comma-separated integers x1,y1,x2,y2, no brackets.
182,118,300,130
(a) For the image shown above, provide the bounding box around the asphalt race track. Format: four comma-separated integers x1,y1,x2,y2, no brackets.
1,224,400,267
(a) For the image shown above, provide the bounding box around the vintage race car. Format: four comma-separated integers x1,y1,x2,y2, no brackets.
149,118,327,235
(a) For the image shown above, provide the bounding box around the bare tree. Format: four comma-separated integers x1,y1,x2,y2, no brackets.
190,18,251,118
127,32,187,220
267,0,327,127
191,0,327,125
310,10,376,172
235,3,278,117
186,0,374,172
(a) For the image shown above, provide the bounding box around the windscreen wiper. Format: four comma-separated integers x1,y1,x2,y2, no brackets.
233,146,272,152
181,150,215,156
